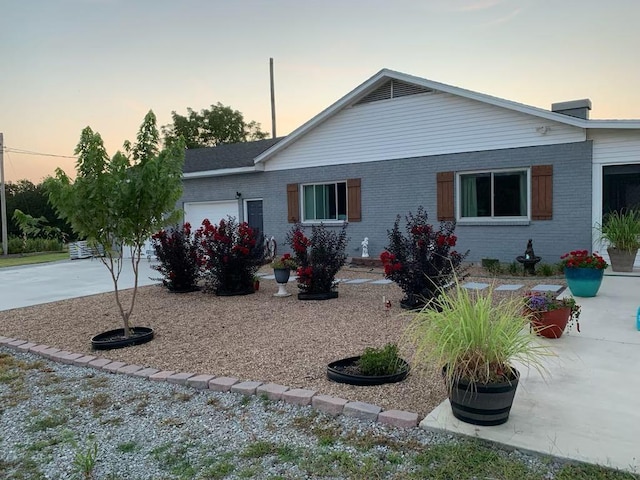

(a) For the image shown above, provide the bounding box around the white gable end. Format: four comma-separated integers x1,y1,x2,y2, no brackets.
264,92,585,172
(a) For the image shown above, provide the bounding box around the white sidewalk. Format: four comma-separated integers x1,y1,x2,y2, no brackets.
0,258,160,311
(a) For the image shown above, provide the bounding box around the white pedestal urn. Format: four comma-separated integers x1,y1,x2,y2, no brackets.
273,268,292,297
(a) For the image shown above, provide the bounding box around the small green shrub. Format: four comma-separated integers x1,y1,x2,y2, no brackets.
538,263,555,277
507,261,521,276
357,343,403,376
485,261,503,275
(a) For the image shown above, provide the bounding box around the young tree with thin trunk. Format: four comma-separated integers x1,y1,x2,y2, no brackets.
46,111,185,337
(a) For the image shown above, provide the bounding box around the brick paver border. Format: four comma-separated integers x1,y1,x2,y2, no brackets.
0,339,421,429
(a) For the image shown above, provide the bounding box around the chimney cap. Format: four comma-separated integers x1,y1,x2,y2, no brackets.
551,99,592,112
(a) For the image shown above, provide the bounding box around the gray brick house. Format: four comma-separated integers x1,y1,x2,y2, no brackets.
179,69,640,265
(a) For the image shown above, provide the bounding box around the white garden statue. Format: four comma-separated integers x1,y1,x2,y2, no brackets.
361,237,369,258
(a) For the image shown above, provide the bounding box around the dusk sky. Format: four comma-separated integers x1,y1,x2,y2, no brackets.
1,0,639,183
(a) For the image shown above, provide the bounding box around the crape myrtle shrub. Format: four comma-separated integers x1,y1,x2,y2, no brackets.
286,222,348,294
380,206,468,308
151,222,200,292
195,216,264,295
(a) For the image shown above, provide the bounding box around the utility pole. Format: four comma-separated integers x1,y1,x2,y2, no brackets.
0,132,7,256
270,58,276,138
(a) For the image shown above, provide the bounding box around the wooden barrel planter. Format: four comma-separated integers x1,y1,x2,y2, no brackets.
446,369,520,426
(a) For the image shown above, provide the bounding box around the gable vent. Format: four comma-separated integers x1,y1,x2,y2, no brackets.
355,79,433,105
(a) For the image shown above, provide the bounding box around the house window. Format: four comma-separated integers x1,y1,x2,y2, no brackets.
459,169,528,218
302,182,347,221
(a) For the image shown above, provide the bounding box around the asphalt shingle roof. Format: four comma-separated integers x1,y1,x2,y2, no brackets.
183,137,283,173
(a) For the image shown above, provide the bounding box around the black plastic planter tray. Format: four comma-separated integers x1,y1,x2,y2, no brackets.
327,355,410,386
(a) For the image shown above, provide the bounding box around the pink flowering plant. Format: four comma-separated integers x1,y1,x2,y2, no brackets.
523,291,581,332
380,206,468,309
560,250,608,270
286,222,348,294
195,216,264,295
151,222,200,292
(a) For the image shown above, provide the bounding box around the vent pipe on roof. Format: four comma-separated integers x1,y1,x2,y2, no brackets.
551,99,592,119
270,58,276,138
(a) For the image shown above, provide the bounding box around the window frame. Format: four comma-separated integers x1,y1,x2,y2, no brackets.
300,181,348,224
456,167,531,222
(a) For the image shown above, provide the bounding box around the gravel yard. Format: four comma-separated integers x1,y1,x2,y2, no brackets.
0,265,562,418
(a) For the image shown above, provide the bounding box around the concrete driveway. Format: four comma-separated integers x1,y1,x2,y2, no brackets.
0,258,159,311
421,271,640,473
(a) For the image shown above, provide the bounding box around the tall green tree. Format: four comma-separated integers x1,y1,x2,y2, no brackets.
46,111,185,337
162,102,268,149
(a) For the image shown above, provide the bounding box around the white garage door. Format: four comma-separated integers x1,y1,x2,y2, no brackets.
184,201,239,229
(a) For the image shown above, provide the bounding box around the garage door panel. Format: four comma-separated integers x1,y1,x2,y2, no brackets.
184,201,239,228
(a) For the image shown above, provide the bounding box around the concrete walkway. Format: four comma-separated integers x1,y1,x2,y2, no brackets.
421,270,640,473
0,258,159,311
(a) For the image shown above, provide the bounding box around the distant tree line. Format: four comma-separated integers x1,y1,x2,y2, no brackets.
0,180,75,241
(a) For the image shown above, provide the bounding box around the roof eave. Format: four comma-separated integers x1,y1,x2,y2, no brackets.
183,166,259,179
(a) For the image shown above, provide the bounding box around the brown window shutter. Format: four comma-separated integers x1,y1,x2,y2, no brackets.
287,183,299,223
347,178,361,222
531,165,553,220
437,171,454,221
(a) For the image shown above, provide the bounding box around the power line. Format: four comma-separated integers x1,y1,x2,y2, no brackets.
2,146,77,159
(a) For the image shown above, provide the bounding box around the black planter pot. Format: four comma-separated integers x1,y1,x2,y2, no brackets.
273,268,291,284
298,291,339,301
91,327,154,350
447,368,520,426
327,355,410,386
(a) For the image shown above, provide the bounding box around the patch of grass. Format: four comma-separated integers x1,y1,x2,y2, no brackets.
206,396,222,408
99,417,123,426
413,439,546,480
84,375,110,389
27,411,69,432
116,441,139,453
0,252,68,268
172,391,193,403
161,417,185,427
555,463,639,479
507,261,521,276
151,443,196,478
71,442,98,480
241,440,278,458
198,459,235,479
36,373,62,386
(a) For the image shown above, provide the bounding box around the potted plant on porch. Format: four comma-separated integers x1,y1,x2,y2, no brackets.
405,281,550,426
560,250,608,297
523,291,581,338
596,209,640,272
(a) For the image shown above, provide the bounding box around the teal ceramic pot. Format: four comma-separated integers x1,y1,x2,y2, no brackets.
564,267,604,297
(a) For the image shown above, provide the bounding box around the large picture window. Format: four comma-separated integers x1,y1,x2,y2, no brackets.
459,170,528,218
302,182,347,221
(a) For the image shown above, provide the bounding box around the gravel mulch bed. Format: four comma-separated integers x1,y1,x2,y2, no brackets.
0,264,565,418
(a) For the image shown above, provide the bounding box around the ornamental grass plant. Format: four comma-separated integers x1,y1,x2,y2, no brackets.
405,280,551,389
596,209,640,252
